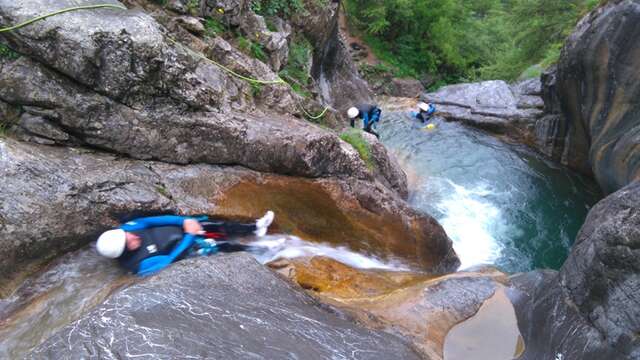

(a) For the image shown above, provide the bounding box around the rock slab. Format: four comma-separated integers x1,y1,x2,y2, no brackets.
29,253,422,360
511,181,640,359
421,79,544,142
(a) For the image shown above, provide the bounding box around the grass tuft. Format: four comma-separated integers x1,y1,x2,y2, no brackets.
340,129,376,170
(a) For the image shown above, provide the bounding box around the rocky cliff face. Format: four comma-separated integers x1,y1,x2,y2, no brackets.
511,181,640,359
511,1,640,358
542,0,640,194
295,0,374,111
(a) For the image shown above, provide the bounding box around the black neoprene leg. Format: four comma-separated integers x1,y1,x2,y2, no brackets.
201,221,257,237
364,124,380,138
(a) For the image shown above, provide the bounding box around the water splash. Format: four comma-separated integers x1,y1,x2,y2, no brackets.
433,180,504,269
243,235,410,271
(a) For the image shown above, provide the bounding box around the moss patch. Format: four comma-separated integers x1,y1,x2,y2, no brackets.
340,129,375,170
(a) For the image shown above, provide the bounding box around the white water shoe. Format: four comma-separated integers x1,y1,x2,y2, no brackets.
255,210,275,237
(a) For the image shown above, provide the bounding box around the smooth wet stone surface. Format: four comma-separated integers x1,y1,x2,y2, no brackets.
443,287,524,360
29,253,422,359
0,247,132,359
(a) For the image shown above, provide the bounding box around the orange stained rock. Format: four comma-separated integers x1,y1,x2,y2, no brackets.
216,177,455,271
271,256,511,360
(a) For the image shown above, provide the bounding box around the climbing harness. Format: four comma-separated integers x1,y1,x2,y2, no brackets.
193,237,219,256
0,3,329,120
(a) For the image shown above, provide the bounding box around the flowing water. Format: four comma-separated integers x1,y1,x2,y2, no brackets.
378,112,602,272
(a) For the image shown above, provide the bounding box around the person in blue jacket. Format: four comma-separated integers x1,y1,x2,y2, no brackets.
415,102,436,123
95,211,274,276
347,104,382,138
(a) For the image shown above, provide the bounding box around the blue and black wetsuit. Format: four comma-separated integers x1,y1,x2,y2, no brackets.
416,104,436,123
116,215,256,274
350,104,382,138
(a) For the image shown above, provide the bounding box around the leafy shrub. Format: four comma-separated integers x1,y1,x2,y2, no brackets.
279,37,312,96
236,36,268,62
186,0,199,15
204,17,225,38
251,0,306,17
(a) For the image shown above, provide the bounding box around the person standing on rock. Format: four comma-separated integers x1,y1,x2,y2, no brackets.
348,104,382,138
96,211,275,276
415,102,436,123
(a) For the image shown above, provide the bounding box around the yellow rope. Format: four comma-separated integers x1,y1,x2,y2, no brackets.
0,4,127,33
168,37,329,120
0,3,330,119
166,37,285,85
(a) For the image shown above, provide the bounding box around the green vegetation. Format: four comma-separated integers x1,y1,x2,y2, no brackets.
0,103,21,137
250,82,264,97
204,17,226,38
340,129,375,170
0,43,19,60
186,0,199,15
251,0,306,17
265,17,278,32
344,0,604,83
155,185,172,199
236,36,268,62
0,121,8,137
279,37,312,97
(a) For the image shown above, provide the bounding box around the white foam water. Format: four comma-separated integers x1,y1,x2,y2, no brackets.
435,180,504,270
244,235,410,271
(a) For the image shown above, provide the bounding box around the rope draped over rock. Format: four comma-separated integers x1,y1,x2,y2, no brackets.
0,4,128,33
0,3,330,120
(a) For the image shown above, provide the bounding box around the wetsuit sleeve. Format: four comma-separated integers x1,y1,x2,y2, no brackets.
136,233,197,276
120,215,190,231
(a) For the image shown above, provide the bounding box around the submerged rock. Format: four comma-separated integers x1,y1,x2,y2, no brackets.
0,139,458,296
29,254,422,359
271,256,511,359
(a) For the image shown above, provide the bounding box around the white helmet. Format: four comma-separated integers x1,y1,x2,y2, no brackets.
347,107,359,119
96,229,126,258
418,102,430,111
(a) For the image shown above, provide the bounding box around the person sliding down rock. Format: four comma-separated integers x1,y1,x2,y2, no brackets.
347,104,382,138
96,211,275,276
415,102,436,123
